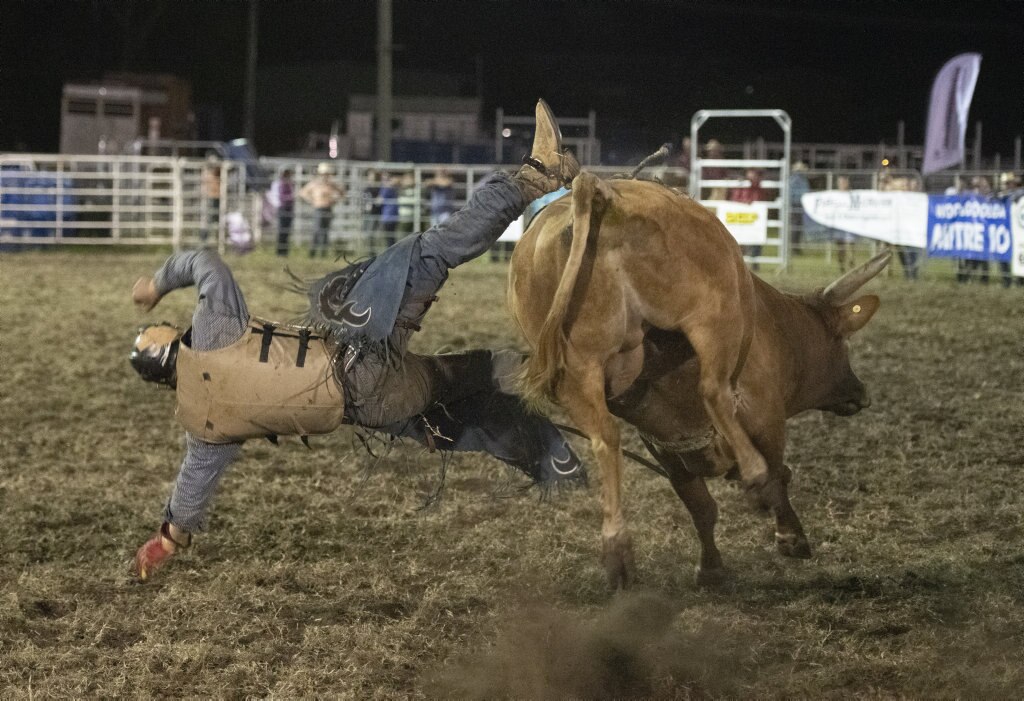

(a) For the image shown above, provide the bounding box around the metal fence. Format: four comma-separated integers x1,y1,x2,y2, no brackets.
2,152,1017,285
0,154,251,249
260,158,690,258
0,153,685,257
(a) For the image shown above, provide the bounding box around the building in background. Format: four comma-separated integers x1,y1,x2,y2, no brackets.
256,60,480,160
345,94,492,163
60,73,193,155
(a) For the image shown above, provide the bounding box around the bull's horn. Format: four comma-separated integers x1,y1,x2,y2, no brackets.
822,250,892,304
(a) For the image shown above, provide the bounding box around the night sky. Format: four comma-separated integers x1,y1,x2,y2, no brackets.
2,0,1022,160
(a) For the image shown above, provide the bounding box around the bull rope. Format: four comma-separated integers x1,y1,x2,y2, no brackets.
620,142,673,180
552,422,669,478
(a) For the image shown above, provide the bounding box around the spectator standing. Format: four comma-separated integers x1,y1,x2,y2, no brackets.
378,174,400,250
299,162,345,259
729,168,770,270
960,176,993,283
943,175,964,196
674,136,692,189
361,169,381,240
971,175,993,196
788,161,810,255
424,169,456,227
945,177,972,282
996,172,1024,288
397,172,418,237
269,169,296,257
877,170,919,280
702,139,729,201
998,171,1024,201
200,154,222,243
830,175,856,273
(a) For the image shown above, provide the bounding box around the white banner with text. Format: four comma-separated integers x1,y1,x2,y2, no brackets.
802,190,929,247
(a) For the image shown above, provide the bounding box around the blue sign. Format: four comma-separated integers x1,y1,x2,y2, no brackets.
927,194,1012,261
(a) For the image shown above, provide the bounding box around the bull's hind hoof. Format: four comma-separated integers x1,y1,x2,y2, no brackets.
694,564,731,587
602,531,636,590
776,532,812,559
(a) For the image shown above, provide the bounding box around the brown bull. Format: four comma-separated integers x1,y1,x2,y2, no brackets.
509,172,890,588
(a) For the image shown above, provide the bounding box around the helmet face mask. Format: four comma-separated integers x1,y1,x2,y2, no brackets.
129,323,182,387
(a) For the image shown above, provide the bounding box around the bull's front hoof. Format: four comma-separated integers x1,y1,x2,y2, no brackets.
602,531,636,590
776,532,812,559
694,563,731,587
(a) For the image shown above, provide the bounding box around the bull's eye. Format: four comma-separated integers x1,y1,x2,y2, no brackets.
852,304,862,313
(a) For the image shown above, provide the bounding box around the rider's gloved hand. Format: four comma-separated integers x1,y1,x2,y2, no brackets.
132,277,162,312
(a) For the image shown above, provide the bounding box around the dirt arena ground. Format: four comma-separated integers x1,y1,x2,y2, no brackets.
2,245,1022,698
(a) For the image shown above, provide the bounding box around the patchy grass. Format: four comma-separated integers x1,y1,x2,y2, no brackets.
1,245,1022,698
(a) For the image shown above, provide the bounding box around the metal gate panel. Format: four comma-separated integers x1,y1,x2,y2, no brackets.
690,109,792,271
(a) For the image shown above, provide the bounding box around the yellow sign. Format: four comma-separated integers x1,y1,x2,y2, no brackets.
704,200,768,244
725,211,759,225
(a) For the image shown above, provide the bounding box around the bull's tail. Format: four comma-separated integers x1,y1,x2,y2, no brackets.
519,172,609,408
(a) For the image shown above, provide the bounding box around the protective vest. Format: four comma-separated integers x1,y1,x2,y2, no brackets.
175,318,346,443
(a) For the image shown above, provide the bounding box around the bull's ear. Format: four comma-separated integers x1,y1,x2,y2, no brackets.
836,294,880,336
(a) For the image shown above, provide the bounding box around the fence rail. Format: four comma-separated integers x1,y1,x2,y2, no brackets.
0,153,687,255
2,152,1017,274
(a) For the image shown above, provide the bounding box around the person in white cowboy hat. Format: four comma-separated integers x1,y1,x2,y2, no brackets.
702,139,729,200
128,100,584,581
299,162,346,258
998,171,1022,197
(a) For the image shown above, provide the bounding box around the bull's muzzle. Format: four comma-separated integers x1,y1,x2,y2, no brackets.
827,389,870,416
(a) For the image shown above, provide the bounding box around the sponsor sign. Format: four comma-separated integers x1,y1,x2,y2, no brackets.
926,194,1011,261
801,190,928,247
703,201,768,245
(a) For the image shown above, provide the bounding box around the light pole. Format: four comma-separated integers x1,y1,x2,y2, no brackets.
376,0,393,161
243,0,259,144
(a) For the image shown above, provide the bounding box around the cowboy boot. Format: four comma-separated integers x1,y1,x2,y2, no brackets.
514,99,581,200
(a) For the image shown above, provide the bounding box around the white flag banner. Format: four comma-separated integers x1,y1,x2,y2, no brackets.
801,190,929,247
922,53,982,176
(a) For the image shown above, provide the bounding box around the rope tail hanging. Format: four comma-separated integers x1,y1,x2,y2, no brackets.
553,422,668,478
624,142,674,180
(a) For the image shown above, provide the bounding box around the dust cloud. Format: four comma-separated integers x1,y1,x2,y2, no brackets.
424,591,751,699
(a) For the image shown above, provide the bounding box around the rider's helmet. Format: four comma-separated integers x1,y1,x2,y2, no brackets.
129,323,182,387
